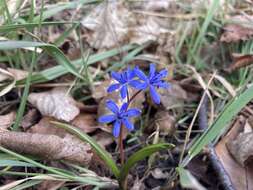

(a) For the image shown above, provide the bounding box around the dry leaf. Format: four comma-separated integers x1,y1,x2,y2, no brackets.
0,131,92,165
71,113,97,133
215,116,253,189
21,109,40,130
28,88,80,122
0,111,16,130
81,1,172,50
93,131,114,148
159,83,187,109
227,132,253,166
226,53,253,73
147,110,175,136
220,15,253,43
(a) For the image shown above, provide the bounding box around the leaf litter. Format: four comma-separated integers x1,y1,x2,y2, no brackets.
2,0,253,189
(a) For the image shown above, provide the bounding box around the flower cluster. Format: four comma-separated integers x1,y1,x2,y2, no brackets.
99,64,169,137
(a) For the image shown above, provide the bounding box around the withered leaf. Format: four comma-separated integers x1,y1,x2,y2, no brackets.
81,1,172,50
0,111,16,130
227,132,253,166
71,113,97,134
215,116,253,189
146,110,175,136
0,131,92,165
226,53,253,73
28,88,80,122
158,83,187,109
220,15,253,43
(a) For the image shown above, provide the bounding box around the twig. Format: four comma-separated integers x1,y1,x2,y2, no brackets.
198,95,235,190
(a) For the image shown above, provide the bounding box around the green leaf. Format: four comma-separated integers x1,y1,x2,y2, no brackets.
17,44,136,84
33,0,99,22
51,121,120,178
0,160,35,167
0,41,83,79
0,22,74,33
177,167,206,190
119,143,174,184
188,84,253,161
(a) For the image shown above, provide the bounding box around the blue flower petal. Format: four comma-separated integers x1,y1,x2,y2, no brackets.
150,85,160,104
127,67,135,79
106,100,119,114
113,120,121,137
124,108,141,117
111,71,122,82
120,102,128,113
107,83,120,93
155,69,168,80
120,85,128,99
153,81,170,89
98,115,116,123
149,64,156,79
134,67,147,81
128,80,145,89
123,119,134,131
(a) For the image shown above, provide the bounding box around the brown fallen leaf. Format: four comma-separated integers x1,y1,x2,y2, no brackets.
0,131,92,165
93,131,114,148
81,1,172,50
146,110,175,136
21,109,40,130
227,132,253,166
158,83,187,109
220,15,253,43
215,116,253,189
226,53,253,73
0,111,16,130
71,113,98,134
28,117,66,137
28,88,80,122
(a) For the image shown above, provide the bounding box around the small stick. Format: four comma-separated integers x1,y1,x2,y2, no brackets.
198,96,235,190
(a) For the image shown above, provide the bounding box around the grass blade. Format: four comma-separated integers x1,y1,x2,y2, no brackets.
177,167,206,190
188,84,253,161
0,41,83,79
51,121,120,178
119,143,174,185
17,44,136,84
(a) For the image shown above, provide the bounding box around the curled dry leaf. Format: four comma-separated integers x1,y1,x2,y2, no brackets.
28,88,80,122
220,15,253,43
0,111,16,130
93,131,114,148
71,113,98,133
147,110,175,136
0,131,92,165
215,116,253,189
81,1,173,51
21,109,40,130
227,132,253,166
226,53,253,73
158,83,187,109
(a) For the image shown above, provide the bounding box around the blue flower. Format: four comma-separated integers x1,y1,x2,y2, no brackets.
98,100,141,137
107,67,142,99
134,64,169,104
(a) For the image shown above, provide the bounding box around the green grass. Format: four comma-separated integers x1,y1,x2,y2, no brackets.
1,0,253,189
